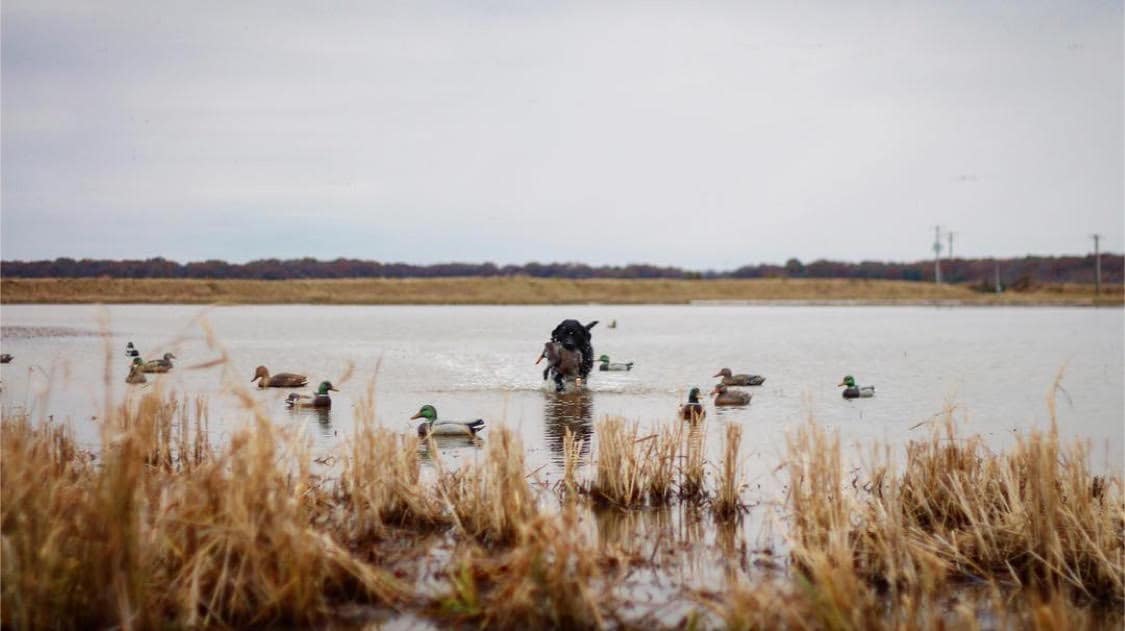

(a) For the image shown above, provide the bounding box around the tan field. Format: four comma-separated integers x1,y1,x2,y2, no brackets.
1,276,1121,305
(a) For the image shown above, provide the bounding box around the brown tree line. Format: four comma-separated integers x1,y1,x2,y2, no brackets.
0,255,1120,285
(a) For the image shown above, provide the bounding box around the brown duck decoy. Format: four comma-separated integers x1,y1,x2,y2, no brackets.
679,387,706,421
713,368,765,386
142,353,176,373
252,365,309,388
711,384,752,406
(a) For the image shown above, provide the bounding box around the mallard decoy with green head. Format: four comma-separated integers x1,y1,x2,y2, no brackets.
713,368,764,386
126,357,147,384
711,384,752,406
838,375,875,399
286,381,338,409
142,353,176,373
680,387,706,421
412,404,486,437
598,354,634,371
252,365,308,388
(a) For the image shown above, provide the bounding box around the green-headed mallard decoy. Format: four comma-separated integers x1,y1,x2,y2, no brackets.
713,368,764,386
142,352,176,373
680,387,706,421
251,365,309,388
126,357,147,384
711,384,752,406
412,404,485,437
838,375,875,399
125,342,140,358
0,354,12,364
598,354,634,371
285,381,338,409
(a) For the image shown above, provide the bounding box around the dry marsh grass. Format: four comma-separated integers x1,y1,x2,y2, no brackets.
3,276,1119,305
2,383,1121,629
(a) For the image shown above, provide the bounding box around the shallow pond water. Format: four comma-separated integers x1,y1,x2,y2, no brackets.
2,304,1120,470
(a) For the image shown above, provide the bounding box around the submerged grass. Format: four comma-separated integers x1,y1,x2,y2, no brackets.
2,383,1121,629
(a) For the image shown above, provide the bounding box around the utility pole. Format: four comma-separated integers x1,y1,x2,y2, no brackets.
932,225,943,283
994,260,1002,294
1091,234,1102,295
946,230,956,283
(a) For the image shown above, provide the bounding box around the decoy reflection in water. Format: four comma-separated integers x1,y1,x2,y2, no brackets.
543,389,594,463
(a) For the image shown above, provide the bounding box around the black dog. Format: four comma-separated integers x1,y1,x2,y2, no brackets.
550,319,598,381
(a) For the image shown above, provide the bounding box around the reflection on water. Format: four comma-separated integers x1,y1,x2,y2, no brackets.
543,390,593,464
286,406,335,438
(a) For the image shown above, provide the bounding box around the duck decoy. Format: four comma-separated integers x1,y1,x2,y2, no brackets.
251,365,309,388
285,381,338,409
713,368,765,386
142,353,176,373
126,357,147,384
598,354,634,371
680,387,706,421
838,375,875,399
125,342,140,358
711,384,752,406
411,404,486,437
0,354,12,364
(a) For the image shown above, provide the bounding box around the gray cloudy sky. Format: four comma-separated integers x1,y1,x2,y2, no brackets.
2,1,1121,268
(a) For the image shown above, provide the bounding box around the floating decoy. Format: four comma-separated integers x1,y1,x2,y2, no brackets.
838,375,875,399
608,320,618,329
126,357,147,384
680,387,706,421
713,368,765,386
711,384,752,406
251,365,309,388
142,353,176,373
285,381,338,409
598,354,634,371
0,354,11,364
125,342,140,358
412,404,486,437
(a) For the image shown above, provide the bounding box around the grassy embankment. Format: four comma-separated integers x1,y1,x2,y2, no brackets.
2,375,1121,628
1,276,1121,305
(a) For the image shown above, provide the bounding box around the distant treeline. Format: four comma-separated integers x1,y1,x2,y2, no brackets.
1,255,1120,285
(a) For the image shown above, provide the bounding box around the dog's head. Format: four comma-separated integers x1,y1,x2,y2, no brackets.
551,319,598,352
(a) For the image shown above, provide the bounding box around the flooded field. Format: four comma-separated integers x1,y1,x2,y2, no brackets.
1,304,1122,627
2,304,1121,464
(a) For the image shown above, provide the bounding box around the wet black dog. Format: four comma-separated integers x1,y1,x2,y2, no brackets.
550,319,598,380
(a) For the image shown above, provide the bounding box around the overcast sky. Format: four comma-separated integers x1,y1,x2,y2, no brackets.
2,1,1121,268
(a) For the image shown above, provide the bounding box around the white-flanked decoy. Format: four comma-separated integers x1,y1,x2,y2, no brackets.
412,404,485,437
